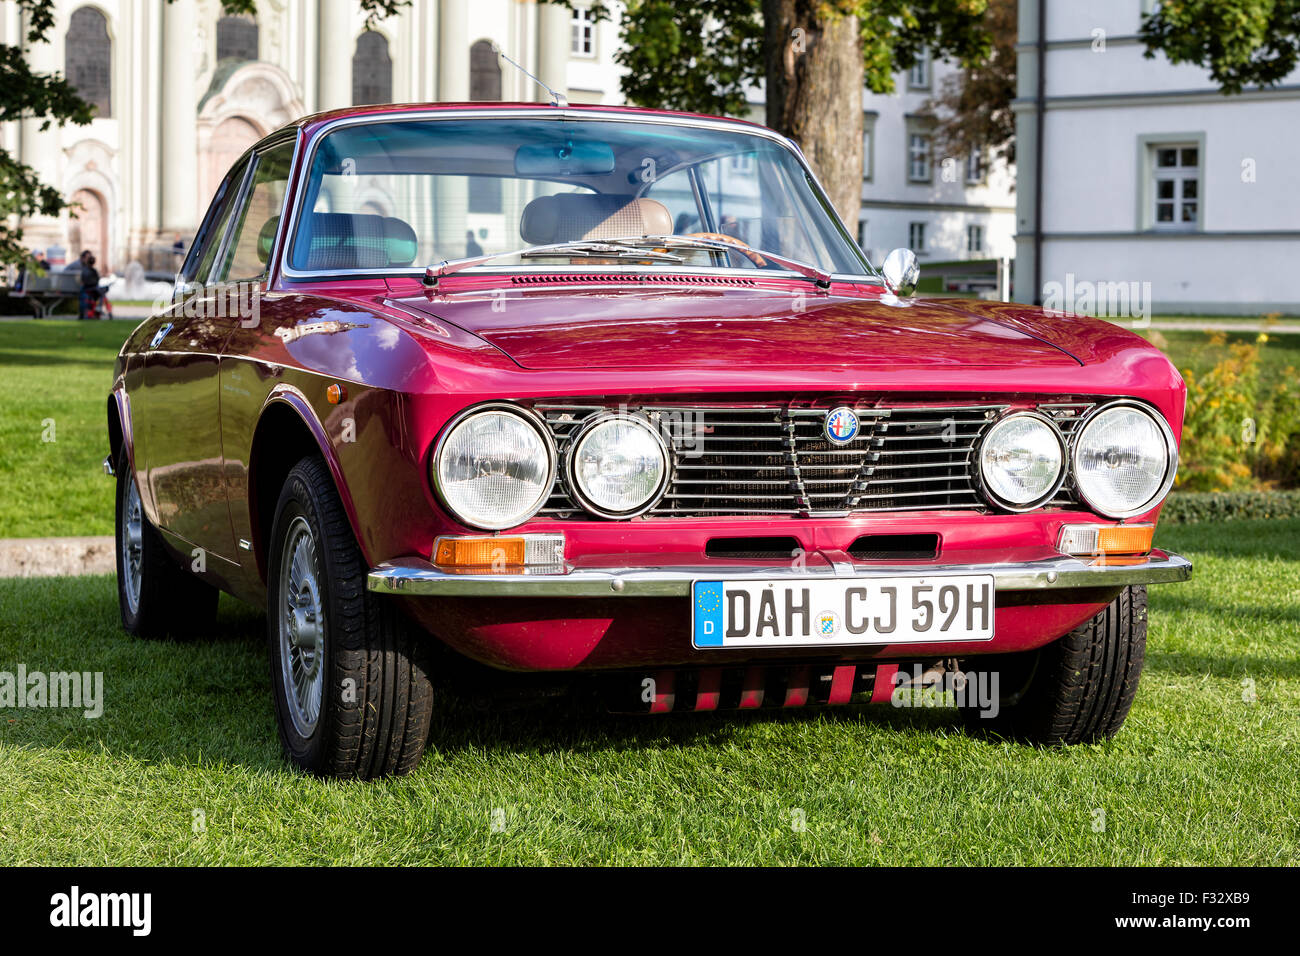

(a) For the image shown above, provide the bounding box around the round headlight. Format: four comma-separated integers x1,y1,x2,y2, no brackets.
567,415,669,518
434,406,555,530
1073,403,1177,518
979,412,1066,510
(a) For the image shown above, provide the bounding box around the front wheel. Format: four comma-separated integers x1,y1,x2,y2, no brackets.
267,456,433,779
960,585,1147,745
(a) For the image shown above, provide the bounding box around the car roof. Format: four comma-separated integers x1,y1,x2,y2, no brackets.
261,102,771,147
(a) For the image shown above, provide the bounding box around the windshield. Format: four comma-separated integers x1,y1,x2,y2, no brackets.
286,115,873,278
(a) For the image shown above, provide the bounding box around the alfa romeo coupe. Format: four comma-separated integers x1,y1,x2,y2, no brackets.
108,104,1191,778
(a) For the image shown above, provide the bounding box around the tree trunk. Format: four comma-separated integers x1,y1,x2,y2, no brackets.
762,0,864,230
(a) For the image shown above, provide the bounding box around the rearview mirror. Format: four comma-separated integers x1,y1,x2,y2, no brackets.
515,140,616,177
881,248,919,297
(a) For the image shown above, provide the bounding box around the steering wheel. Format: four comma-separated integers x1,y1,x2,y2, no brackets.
685,232,768,268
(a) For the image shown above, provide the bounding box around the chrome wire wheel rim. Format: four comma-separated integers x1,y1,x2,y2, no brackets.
121,474,143,614
278,515,325,738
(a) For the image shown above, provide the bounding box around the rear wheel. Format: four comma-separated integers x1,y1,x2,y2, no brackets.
961,585,1147,745
114,446,218,638
267,456,433,779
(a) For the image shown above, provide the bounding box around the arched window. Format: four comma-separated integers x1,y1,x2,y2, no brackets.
469,40,500,101
352,32,392,105
216,15,259,62
65,7,111,117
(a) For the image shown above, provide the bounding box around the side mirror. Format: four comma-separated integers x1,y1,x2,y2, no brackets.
881,248,919,297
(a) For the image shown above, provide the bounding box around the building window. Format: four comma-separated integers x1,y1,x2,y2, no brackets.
352,32,393,105
1152,143,1200,230
571,8,595,56
856,219,868,250
862,123,874,181
908,133,932,182
216,15,259,62
967,224,983,253
469,39,502,101
65,7,111,117
908,48,929,89
965,146,985,184
908,221,926,251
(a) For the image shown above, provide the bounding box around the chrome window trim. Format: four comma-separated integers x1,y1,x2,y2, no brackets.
276,107,881,284
208,129,302,287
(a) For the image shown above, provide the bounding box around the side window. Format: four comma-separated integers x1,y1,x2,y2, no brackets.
214,140,296,282
185,155,250,283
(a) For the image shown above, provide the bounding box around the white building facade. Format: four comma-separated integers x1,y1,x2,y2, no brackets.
857,51,1017,284
0,0,625,272
1015,0,1300,314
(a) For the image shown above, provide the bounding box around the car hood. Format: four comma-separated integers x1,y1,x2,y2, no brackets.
392,286,1083,371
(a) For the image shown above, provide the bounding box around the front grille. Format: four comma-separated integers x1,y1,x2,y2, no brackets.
536,400,1094,518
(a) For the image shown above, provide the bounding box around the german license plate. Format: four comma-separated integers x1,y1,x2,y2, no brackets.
691,575,995,648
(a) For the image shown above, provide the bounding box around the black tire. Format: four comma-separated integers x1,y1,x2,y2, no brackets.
114,445,218,638
266,455,433,779
961,585,1147,745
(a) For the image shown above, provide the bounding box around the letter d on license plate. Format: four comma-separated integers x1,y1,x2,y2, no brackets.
691,575,994,648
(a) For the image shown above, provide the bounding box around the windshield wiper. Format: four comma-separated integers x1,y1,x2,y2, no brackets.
423,240,683,286
608,235,834,288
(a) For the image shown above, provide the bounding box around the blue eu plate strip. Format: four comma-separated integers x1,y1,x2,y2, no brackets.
693,581,724,647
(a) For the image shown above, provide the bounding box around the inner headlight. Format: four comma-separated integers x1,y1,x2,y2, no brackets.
1073,403,1177,518
434,406,555,530
568,415,669,518
979,412,1066,510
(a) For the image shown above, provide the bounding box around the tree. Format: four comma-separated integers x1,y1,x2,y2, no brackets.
563,1,993,226
1140,0,1300,94
926,0,1016,167
0,0,407,269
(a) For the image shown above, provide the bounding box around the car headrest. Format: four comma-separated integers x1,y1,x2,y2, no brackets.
299,213,419,271
519,195,673,245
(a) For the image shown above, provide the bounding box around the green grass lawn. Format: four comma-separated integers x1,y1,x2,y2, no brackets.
0,517,1295,865
0,320,136,537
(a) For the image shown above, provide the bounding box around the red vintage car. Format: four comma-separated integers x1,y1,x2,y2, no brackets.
107,104,1191,778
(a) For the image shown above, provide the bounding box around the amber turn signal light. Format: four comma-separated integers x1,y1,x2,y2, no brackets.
434,536,527,568
1058,523,1154,557
326,383,347,405
432,533,565,573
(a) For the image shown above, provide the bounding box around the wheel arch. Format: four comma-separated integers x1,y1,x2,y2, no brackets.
248,386,366,582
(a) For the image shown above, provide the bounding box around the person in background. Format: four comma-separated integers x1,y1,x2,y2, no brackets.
172,233,185,266
78,252,100,320
465,230,483,258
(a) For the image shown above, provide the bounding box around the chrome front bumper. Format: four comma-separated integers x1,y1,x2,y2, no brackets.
368,551,1192,598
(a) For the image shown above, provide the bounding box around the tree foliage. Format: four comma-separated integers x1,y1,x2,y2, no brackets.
1,0,408,269
926,0,1016,165
1140,0,1300,94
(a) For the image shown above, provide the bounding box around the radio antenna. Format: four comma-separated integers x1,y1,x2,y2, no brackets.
492,42,568,107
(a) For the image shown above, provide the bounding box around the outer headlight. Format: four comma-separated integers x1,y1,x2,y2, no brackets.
567,414,669,518
979,412,1066,511
433,405,555,530
1073,402,1177,518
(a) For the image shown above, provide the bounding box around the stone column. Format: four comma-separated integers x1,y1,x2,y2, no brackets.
434,0,469,257
438,0,468,102
535,2,569,103
20,12,62,251
317,0,354,111
161,0,198,234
